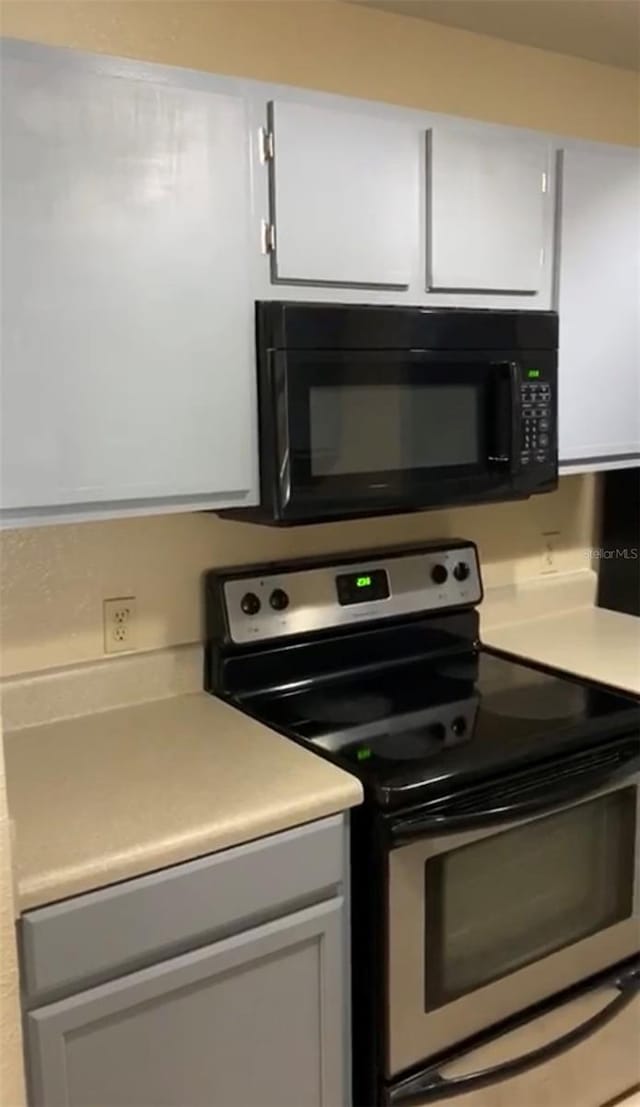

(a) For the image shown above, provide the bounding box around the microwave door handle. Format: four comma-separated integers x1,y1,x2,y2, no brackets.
508,360,522,475
488,361,521,475
391,964,640,1105
391,757,640,843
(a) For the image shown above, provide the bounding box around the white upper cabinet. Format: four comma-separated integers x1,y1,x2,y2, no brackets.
427,122,550,293
268,100,419,287
1,45,257,523
556,144,640,469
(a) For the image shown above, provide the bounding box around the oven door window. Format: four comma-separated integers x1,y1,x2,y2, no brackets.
280,351,514,509
424,789,637,1011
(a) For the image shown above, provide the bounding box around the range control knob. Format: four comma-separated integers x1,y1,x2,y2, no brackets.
240,592,261,616
453,561,471,582
431,563,448,586
269,588,290,611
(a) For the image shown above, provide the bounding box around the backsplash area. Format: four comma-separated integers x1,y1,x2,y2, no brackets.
1,474,596,680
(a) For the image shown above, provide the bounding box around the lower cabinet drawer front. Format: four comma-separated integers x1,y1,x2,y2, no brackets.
21,814,345,1005
406,986,640,1107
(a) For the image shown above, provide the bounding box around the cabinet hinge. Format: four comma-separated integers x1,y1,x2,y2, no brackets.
260,128,274,163
261,220,276,254
541,171,548,193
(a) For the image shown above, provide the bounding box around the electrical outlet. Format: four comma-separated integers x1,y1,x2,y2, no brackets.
103,597,137,654
541,531,560,574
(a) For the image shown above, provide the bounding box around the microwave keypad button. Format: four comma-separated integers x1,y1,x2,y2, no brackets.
534,451,547,463
523,406,534,418
539,419,550,431
240,592,261,616
431,563,449,585
538,433,549,447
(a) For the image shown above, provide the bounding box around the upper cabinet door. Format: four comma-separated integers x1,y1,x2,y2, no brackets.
268,100,419,286
557,145,640,468
428,123,549,292
1,46,256,520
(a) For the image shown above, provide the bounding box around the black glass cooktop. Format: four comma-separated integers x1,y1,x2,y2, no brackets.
241,649,640,808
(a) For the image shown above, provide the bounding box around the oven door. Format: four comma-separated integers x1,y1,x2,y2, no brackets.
386,761,640,1078
266,350,523,522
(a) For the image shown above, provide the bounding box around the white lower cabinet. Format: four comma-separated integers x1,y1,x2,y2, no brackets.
20,817,351,1107
557,143,640,471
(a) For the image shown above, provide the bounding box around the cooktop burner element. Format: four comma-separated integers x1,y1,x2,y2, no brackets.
298,692,393,726
483,680,587,721
205,540,640,810
360,728,460,761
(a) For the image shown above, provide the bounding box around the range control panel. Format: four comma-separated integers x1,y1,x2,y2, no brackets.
520,376,553,468
221,544,482,645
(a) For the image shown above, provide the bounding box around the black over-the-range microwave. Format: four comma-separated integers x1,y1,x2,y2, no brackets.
222,302,559,526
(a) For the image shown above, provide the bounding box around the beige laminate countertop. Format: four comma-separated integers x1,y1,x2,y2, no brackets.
3,693,362,913
483,605,640,697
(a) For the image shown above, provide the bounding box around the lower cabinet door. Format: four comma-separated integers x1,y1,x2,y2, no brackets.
27,898,345,1107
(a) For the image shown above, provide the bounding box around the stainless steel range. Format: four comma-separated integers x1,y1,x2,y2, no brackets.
205,540,640,1107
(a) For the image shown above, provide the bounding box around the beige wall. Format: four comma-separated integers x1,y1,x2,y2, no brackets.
1,0,639,145
0,0,623,680
1,477,596,677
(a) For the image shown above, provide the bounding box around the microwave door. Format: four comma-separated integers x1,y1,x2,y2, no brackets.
275,351,520,521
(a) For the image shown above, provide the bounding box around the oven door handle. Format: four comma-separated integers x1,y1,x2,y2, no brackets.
390,963,640,1105
390,758,639,843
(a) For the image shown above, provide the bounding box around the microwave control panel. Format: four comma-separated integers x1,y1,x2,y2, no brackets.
219,544,482,645
520,376,553,468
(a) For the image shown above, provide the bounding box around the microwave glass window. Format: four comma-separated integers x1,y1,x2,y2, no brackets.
424,788,636,1010
309,384,479,477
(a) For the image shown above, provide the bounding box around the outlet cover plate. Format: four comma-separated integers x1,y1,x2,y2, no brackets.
103,596,137,654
